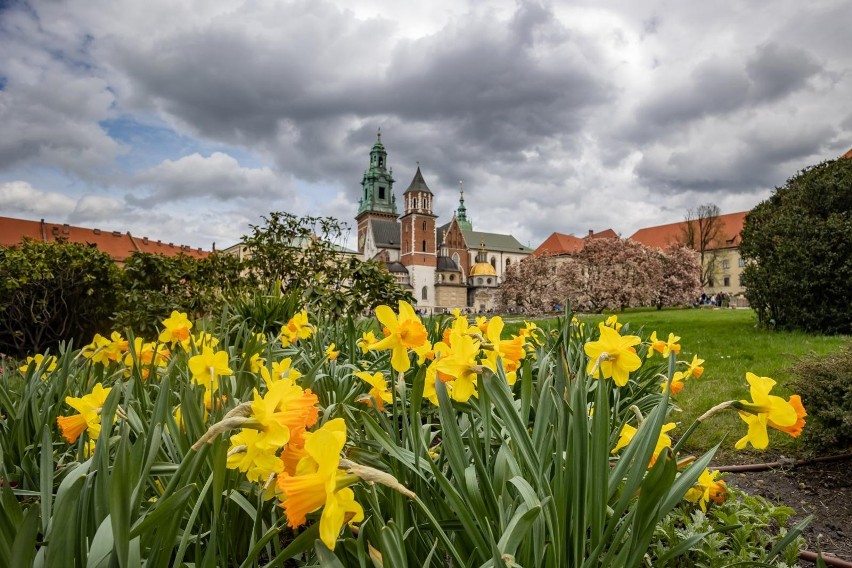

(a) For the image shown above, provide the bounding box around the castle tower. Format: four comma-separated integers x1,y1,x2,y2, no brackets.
456,180,473,231
400,163,437,309
355,129,397,255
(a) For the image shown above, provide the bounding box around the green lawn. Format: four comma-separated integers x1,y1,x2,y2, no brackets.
507,309,850,460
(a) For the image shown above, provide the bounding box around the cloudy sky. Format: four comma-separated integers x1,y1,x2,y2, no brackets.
1,0,850,251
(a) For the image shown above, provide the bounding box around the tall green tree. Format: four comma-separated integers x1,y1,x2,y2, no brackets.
740,157,852,333
241,212,411,315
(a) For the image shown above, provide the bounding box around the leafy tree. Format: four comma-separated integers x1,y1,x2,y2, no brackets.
0,239,121,355
680,203,722,287
740,158,852,333
241,212,411,315
654,244,702,309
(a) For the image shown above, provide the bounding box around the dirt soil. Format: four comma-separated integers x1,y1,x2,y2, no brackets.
720,454,852,565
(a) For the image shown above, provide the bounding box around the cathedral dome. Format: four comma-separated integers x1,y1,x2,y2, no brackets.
470,262,496,277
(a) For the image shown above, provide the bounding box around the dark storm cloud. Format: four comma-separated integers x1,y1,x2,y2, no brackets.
629,43,822,142
107,0,610,191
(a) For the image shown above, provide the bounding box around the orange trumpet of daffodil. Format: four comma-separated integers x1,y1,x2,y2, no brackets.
277,418,363,550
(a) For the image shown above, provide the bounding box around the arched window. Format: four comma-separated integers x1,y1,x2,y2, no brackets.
422,240,426,252
452,252,460,267
421,286,428,300
506,258,512,269
379,186,385,199
378,157,384,168
490,257,496,269
422,220,426,231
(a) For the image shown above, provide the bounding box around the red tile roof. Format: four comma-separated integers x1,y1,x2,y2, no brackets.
532,229,618,256
0,216,210,261
629,211,747,251
842,148,852,160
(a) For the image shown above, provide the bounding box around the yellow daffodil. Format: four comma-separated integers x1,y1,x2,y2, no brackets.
484,316,525,373
325,343,340,361
248,353,265,373
604,315,622,331
123,338,170,380
188,347,233,392
356,331,379,354
226,429,286,483
57,383,112,443
612,422,677,466
159,310,193,348
355,371,392,411
474,315,489,334
192,331,219,350
685,469,727,511
583,323,642,387
734,373,799,450
82,331,127,364
518,321,543,346
663,371,687,395
368,301,428,373
19,353,57,375
277,419,364,550
260,358,302,385
686,354,705,379
432,330,481,402
280,310,314,347
647,331,681,358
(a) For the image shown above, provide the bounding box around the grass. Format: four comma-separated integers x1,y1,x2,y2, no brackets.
505,309,850,461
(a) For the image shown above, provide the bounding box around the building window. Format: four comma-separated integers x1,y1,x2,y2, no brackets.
739,274,744,286
449,274,455,282
738,257,745,268
378,157,384,168
723,276,730,287
422,240,426,252
506,258,511,270
422,220,426,231
490,256,496,269
708,277,714,287
452,252,460,267
477,278,483,285
421,286,428,300
487,278,492,285
379,186,385,199
722,259,730,270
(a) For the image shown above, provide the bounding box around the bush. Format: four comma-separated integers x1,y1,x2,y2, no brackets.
648,488,804,567
790,347,852,454
0,239,121,356
114,251,250,336
740,158,852,333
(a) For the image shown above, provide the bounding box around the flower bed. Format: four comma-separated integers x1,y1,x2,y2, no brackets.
1,303,809,566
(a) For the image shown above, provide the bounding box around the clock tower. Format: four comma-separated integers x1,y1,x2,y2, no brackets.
355,130,398,255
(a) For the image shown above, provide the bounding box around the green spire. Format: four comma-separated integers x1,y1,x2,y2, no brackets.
457,180,472,231
357,129,397,217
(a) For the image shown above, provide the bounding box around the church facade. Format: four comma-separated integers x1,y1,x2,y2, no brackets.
356,133,533,313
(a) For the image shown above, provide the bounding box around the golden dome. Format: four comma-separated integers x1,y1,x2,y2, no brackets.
470,262,497,277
